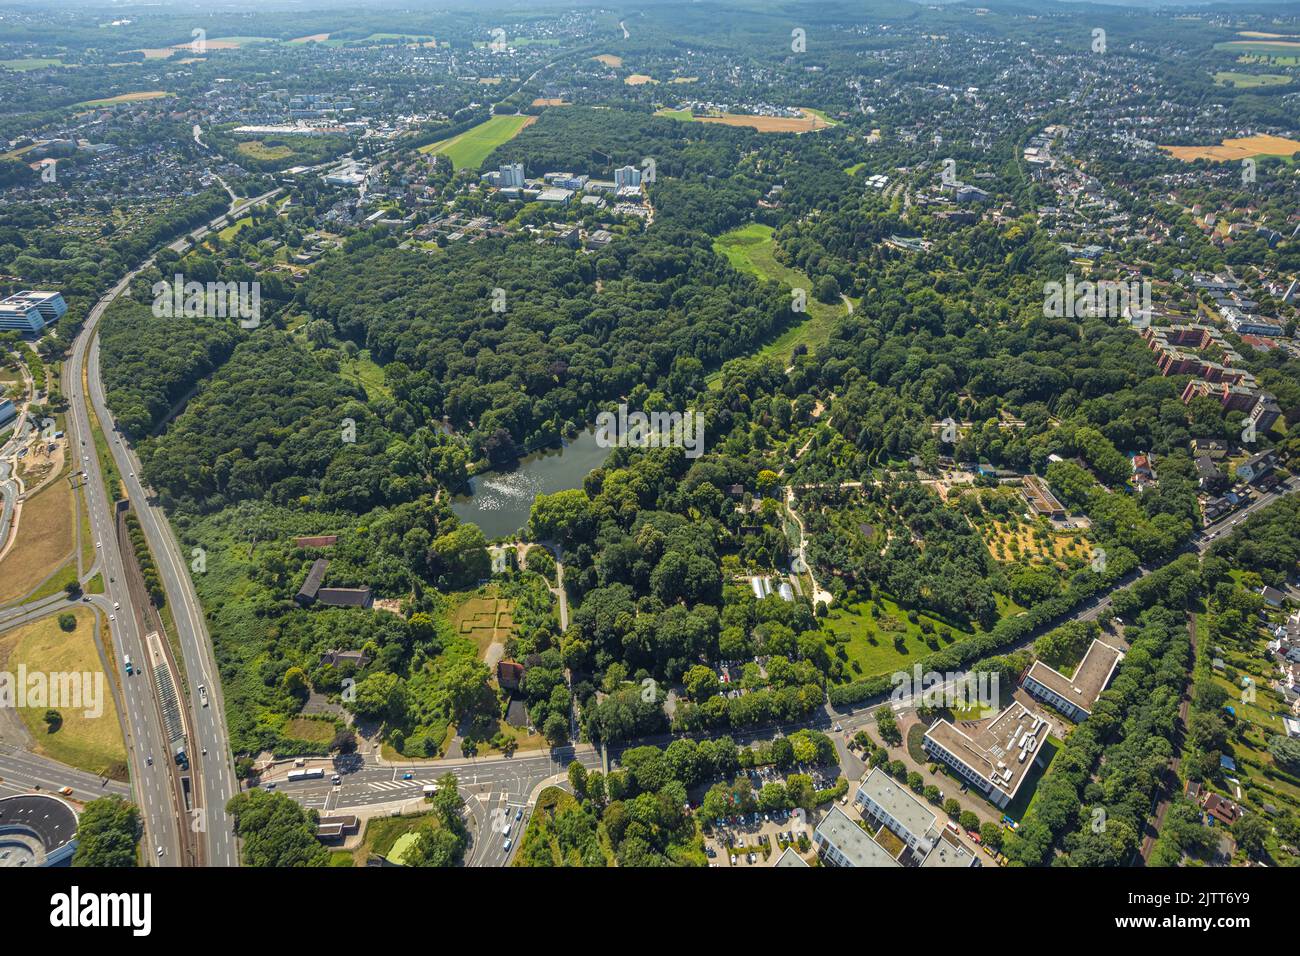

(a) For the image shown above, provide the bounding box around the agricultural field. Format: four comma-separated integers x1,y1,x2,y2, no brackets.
0,607,126,777
1214,40,1300,57
1159,133,1300,162
657,107,834,133
417,114,535,169
75,90,170,107
592,54,623,67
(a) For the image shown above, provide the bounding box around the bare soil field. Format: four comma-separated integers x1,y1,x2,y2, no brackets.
1161,134,1300,162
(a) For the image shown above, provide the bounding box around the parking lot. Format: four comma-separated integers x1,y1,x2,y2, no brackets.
705,808,815,867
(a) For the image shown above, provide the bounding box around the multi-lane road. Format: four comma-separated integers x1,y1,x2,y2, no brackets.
60,186,281,867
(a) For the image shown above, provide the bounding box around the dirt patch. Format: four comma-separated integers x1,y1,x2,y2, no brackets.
593,54,623,67
624,74,656,85
532,98,570,107
0,477,75,604
692,108,831,133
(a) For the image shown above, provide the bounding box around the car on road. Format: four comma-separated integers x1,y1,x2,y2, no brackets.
113,601,120,610
401,772,414,780
515,807,523,821
59,786,73,796
502,837,513,851
331,775,341,785
145,755,152,766
198,684,208,707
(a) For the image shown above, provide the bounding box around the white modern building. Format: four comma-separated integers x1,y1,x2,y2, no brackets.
923,701,1052,810
855,767,939,854
499,162,525,188
0,291,67,333
614,164,642,189
1022,638,1124,722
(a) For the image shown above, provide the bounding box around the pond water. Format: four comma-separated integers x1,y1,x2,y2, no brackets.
449,428,612,539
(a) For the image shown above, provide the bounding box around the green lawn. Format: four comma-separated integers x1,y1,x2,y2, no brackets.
216,215,253,242
708,223,846,384
822,596,975,683
1215,40,1300,58
1213,71,1292,88
0,58,63,71
339,350,391,401
417,114,534,169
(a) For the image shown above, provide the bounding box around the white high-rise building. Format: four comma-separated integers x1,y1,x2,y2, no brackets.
614,165,641,189
499,162,525,189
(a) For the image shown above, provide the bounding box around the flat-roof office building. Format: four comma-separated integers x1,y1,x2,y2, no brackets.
0,291,67,333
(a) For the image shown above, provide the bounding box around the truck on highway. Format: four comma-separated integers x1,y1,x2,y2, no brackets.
422,784,438,797
123,654,133,676
287,768,325,782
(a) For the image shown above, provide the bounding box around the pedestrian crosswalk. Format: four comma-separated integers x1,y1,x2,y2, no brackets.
366,778,436,792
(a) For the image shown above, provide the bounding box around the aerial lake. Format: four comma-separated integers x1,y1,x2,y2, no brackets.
450,428,612,539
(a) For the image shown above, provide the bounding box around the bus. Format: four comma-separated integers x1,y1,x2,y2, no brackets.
287,768,324,782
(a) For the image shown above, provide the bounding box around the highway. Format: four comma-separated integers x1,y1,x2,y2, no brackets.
62,271,190,866
61,186,282,868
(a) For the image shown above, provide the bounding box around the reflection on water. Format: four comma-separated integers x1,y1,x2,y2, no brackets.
450,428,612,539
